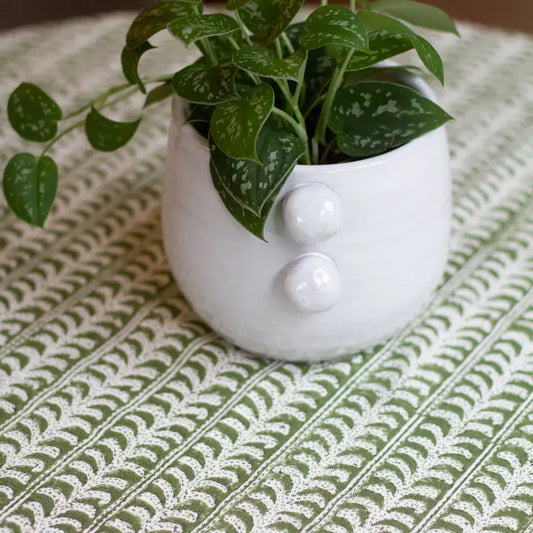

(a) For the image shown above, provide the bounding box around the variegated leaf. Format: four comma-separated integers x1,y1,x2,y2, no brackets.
121,41,155,94
302,5,369,52
371,0,459,35
7,83,62,143
125,0,202,49
239,0,305,45
210,120,305,239
329,81,452,157
172,62,239,104
210,83,275,162
3,153,58,227
359,11,444,83
232,46,307,81
167,14,239,47
85,107,141,152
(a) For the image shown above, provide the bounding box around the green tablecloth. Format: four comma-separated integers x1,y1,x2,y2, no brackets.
0,12,532,533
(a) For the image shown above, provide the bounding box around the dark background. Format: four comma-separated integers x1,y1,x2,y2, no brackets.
2,0,533,33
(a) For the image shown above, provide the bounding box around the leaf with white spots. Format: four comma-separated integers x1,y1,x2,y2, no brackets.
172,62,239,105
239,0,305,45
210,120,305,239
301,5,369,52
3,153,58,227
371,0,459,35
121,41,156,94
8,83,62,143
359,11,444,83
167,14,239,47
326,30,414,71
285,22,337,111
329,81,452,157
233,46,308,81
125,0,202,49
210,83,275,163
85,107,141,152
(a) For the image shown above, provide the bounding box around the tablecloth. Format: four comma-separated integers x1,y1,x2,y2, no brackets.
0,11,532,533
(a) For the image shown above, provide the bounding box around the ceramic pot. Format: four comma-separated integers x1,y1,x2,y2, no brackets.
162,76,452,362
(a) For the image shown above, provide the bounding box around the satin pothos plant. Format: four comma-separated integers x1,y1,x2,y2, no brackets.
3,0,458,239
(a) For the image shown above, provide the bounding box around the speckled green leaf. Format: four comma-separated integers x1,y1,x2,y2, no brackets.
285,22,336,110
210,120,305,239
85,107,141,152
167,14,239,46
359,11,444,83
327,30,414,71
144,82,173,107
8,83,62,143
125,0,202,49
240,0,305,45
302,5,369,52
371,0,459,35
329,81,452,157
210,83,274,162
172,62,239,104
233,46,307,81
121,41,155,94
3,153,58,227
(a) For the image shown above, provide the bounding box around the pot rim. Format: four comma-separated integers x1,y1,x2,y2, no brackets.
172,70,442,172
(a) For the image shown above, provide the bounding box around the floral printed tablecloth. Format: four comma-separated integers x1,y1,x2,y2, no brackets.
0,12,532,533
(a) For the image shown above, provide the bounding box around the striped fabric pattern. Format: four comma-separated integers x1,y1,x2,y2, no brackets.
0,12,532,533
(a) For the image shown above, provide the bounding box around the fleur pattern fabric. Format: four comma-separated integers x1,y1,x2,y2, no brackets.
0,12,532,533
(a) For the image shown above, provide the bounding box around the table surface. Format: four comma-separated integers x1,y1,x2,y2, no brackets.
0,13,532,533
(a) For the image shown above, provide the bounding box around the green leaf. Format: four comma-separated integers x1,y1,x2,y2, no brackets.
371,0,459,35
125,0,202,49
359,11,444,83
210,120,305,239
285,23,337,110
327,30,414,71
85,107,141,152
232,46,307,81
210,83,274,163
121,41,155,94
144,82,173,108
302,5,369,52
172,62,238,104
3,153,58,227
7,83,62,143
329,81,452,158
167,14,239,46
239,0,305,45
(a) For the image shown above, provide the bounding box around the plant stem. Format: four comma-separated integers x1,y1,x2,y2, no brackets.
202,37,217,65
234,10,253,47
272,108,311,165
321,0,328,5
42,83,148,157
280,32,295,55
314,48,355,145
350,0,356,11
61,75,173,122
274,38,283,59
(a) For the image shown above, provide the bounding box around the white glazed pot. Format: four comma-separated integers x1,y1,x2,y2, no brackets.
162,77,452,362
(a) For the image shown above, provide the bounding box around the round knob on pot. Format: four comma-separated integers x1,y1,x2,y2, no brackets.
282,183,342,244
283,253,341,313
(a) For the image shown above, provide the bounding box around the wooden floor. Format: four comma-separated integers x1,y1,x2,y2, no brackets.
2,0,532,33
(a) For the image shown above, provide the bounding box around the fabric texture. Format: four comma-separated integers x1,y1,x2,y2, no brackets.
0,11,532,533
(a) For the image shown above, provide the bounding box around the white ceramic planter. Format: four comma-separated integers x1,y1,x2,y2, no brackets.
162,77,452,362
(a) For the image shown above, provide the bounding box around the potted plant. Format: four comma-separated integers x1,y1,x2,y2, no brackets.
3,0,459,361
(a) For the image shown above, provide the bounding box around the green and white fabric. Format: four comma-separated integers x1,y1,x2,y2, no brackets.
0,12,532,533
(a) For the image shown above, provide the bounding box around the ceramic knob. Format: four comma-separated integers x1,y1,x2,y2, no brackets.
283,253,341,313
283,183,342,244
